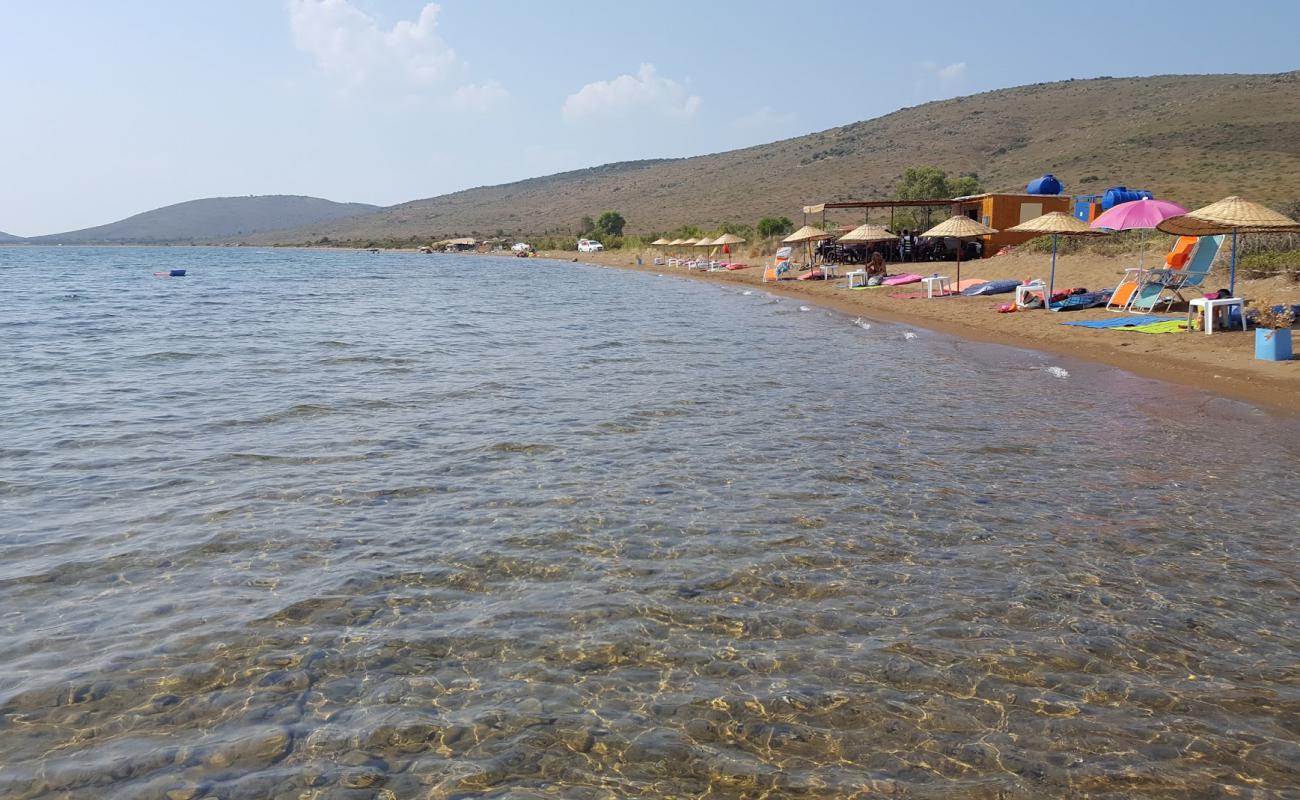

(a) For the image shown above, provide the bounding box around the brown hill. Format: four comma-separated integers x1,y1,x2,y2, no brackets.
32,195,379,244
252,71,1300,244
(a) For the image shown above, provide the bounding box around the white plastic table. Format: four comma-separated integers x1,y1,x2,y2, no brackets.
846,269,869,288
921,276,952,298
1187,297,1246,335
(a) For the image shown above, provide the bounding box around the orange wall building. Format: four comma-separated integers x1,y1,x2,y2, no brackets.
951,193,1072,255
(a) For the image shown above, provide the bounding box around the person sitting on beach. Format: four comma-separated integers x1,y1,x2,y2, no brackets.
866,251,886,277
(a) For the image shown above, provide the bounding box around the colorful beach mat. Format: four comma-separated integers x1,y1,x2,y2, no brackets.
1127,320,1190,334
1060,316,1177,329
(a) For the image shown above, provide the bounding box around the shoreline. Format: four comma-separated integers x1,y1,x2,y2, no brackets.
537,248,1300,415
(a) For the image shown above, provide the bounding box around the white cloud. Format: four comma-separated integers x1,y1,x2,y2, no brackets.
288,0,459,90
915,61,969,100
450,80,509,112
562,64,700,122
935,62,967,83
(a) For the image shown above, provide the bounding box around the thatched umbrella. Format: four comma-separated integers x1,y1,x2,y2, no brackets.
713,232,745,261
838,224,897,244
839,224,897,265
783,225,834,269
920,216,997,290
694,236,715,264
1157,196,1300,294
1007,212,1108,308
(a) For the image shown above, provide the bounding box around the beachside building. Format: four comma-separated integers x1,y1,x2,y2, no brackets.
951,193,1072,254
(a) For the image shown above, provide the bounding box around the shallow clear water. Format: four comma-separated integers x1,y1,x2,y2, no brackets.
1,247,1297,799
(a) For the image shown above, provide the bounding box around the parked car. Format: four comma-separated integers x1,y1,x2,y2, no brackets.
510,242,533,253
577,239,604,252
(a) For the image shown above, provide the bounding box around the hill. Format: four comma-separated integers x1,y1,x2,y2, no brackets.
0,231,24,242
32,195,379,244
249,71,1300,245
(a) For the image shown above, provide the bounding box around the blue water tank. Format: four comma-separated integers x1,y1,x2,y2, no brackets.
1026,174,1063,195
1101,186,1154,210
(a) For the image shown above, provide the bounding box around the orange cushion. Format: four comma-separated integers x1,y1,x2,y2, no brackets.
1165,237,1196,268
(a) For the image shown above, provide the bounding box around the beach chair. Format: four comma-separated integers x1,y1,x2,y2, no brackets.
1106,236,1218,312
1127,235,1224,313
763,246,794,282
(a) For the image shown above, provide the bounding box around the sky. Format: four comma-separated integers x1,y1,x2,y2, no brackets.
1,1,1297,236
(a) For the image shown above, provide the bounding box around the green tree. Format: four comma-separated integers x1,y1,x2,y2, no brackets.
596,211,626,236
896,167,983,226
757,216,794,238
579,216,596,235
896,166,951,200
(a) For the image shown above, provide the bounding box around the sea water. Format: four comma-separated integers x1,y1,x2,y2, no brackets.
1,247,1297,798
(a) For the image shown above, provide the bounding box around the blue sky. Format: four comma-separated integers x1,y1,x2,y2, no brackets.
1,0,1296,236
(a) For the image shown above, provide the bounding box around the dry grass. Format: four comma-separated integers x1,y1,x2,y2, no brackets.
247,71,1300,246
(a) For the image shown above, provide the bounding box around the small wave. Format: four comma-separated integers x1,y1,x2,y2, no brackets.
321,355,419,366
799,306,811,312
489,442,556,455
220,452,370,465
853,317,871,330
1046,366,1070,379
742,290,753,296
258,404,335,423
138,351,201,362
903,331,918,340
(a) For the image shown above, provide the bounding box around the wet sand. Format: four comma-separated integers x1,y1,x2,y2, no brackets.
540,249,1300,414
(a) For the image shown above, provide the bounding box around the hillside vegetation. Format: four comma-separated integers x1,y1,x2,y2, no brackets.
31,196,379,245
249,71,1300,246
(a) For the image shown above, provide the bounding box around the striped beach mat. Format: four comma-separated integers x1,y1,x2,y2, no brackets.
1060,315,1178,329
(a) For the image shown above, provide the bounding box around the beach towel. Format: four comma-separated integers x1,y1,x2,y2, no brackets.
1049,290,1112,312
1060,315,1177,329
1128,320,1190,334
882,273,923,286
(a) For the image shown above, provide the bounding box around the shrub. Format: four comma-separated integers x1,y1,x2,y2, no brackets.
757,216,794,238
596,211,626,236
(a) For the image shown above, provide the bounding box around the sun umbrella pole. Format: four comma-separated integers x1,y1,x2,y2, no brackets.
955,240,962,290
1049,234,1058,310
1230,229,1238,295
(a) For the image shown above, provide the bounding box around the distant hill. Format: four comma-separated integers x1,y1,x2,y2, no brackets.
0,230,24,242
31,195,380,244
249,71,1300,244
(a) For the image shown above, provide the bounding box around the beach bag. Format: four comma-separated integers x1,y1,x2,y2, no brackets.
867,275,883,286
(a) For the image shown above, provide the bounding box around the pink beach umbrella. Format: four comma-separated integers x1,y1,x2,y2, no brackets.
1090,198,1188,268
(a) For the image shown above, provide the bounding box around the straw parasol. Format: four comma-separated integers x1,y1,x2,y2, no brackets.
1007,212,1108,309
651,237,670,247
784,225,834,268
694,236,715,264
921,216,997,290
1157,196,1300,294
713,232,745,262
838,224,897,244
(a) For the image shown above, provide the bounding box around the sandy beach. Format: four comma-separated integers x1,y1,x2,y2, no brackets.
538,247,1300,414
